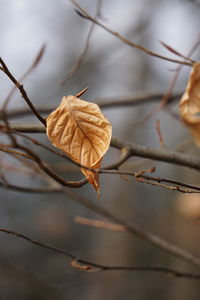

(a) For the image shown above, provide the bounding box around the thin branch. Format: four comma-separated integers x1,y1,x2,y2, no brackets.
111,137,200,172
98,169,200,193
4,91,182,119
99,91,181,108
1,44,46,111
71,0,193,66
63,188,200,267
0,110,17,147
160,41,195,63
0,122,46,132
1,227,200,278
155,119,166,149
104,147,132,170
140,174,200,192
136,177,198,193
0,179,60,194
0,143,33,160
16,143,88,188
75,216,127,232
0,57,46,126
62,1,101,84
0,139,88,188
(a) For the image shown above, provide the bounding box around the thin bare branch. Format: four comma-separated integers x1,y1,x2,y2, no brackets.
98,168,200,193
136,177,198,193
0,57,46,126
0,227,200,278
71,0,193,66
0,178,60,194
160,41,195,63
0,143,33,160
155,119,166,149
63,188,200,267
104,147,132,170
62,0,101,84
0,138,88,188
4,91,182,120
140,174,200,192
16,143,88,188
75,216,127,232
0,110,17,147
2,44,46,111
111,137,200,172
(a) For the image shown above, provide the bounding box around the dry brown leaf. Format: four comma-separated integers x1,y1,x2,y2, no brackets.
179,62,200,146
46,95,112,193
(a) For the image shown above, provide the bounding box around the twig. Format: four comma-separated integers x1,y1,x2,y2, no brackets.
0,138,88,188
0,110,17,147
0,57,46,126
70,0,193,66
0,123,46,133
63,188,200,267
104,147,132,170
111,137,200,172
0,179,60,194
155,119,166,148
160,41,195,63
75,216,127,232
4,91,182,119
136,177,197,193
0,227,200,278
1,44,46,111
140,174,200,192
16,143,88,188
0,143,33,160
62,1,101,84
98,168,200,193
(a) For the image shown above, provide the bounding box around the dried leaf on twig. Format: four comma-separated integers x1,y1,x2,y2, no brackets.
46,93,112,194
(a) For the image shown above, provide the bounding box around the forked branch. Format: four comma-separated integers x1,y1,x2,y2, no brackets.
70,0,193,67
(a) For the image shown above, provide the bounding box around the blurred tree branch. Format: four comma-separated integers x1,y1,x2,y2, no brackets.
3,91,182,120
61,0,102,84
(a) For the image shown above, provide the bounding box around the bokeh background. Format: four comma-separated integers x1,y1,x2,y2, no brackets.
1,0,200,299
